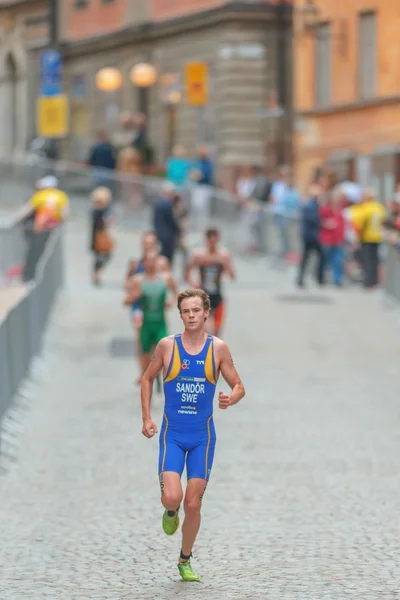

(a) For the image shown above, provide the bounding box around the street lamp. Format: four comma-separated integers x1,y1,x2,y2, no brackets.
95,67,122,130
296,2,348,56
129,62,157,88
167,90,182,105
95,67,123,92
129,62,157,116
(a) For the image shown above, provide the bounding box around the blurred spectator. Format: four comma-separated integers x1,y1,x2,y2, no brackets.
15,176,69,232
166,144,192,189
117,147,142,175
320,188,346,286
117,147,142,209
90,187,114,286
88,130,116,172
133,113,153,169
340,180,362,205
190,145,214,223
13,176,69,282
253,167,272,205
349,188,387,289
172,191,190,276
252,167,272,253
318,168,337,199
29,137,58,161
112,112,135,155
236,166,257,252
387,229,400,253
388,183,400,230
270,165,291,257
297,183,325,288
153,183,181,264
88,130,117,196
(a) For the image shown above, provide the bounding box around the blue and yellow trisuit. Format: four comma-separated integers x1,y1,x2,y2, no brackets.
159,334,217,481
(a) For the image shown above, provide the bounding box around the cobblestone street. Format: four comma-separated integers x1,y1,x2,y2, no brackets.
1,221,399,599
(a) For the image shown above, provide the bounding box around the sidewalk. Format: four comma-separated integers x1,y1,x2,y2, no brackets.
0,220,399,599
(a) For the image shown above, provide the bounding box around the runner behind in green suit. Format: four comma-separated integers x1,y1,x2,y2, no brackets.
124,251,177,378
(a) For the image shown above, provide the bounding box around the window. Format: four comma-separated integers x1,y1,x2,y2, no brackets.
75,0,88,9
359,12,376,99
315,23,331,108
71,75,88,99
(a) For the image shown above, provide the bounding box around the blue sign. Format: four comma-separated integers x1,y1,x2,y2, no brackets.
40,50,62,96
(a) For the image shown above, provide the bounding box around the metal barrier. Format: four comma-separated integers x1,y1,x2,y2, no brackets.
0,155,303,256
0,217,26,283
384,244,400,303
0,229,63,426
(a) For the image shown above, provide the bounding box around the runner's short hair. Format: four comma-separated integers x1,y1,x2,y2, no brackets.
206,228,220,238
91,186,112,206
178,289,211,313
142,230,157,239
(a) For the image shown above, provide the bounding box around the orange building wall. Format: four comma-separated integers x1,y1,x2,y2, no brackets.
64,0,128,42
151,0,223,21
295,0,400,112
63,0,292,42
151,0,289,21
294,0,400,191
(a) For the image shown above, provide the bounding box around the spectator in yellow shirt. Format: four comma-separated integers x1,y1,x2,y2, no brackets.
350,189,386,288
15,176,69,231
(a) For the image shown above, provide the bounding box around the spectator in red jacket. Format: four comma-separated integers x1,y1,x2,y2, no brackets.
319,191,346,286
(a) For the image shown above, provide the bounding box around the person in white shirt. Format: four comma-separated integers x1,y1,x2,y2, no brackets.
270,165,291,257
235,167,258,251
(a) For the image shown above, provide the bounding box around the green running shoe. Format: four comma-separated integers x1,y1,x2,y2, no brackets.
162,509,180,536
178,559,200,582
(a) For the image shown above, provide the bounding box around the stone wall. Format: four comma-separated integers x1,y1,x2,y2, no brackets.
62,9,292,184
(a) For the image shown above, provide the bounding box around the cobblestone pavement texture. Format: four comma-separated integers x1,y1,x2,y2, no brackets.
1,219,400,599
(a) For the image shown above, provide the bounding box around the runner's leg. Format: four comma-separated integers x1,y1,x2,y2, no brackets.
159,434,185,536
131,309,143,383
181,422,216,559
154,320,167,392
181,478,207,558
159,425,185,512
139,323,153,376
160,472,184,511
214,301,225,338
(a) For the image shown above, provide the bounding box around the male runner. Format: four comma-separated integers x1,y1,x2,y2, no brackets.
141,288,245,582
124,230,170,329
185,228,235,337
124,231,170,383
124,252,177,378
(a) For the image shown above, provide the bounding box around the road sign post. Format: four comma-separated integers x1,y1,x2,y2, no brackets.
37,49,68,138
185,62,209,143
37,95,68,137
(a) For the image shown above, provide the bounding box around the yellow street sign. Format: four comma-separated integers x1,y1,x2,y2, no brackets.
185,62,208,106
37,95,69,137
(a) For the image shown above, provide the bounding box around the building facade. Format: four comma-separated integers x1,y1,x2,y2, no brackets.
59,0,292,184
294,0,400,199
0,0,49,157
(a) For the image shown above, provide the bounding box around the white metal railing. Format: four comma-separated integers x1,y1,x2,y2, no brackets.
0,229,63,430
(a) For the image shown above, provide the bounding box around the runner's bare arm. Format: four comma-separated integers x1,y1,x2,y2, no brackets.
166,273,178,306
223,250,236,280
123,275,141,305
158,255,171,273
216,340,245,409
12,201,34,225
140,340,167,437
184,252,199,287
124,260,138,287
